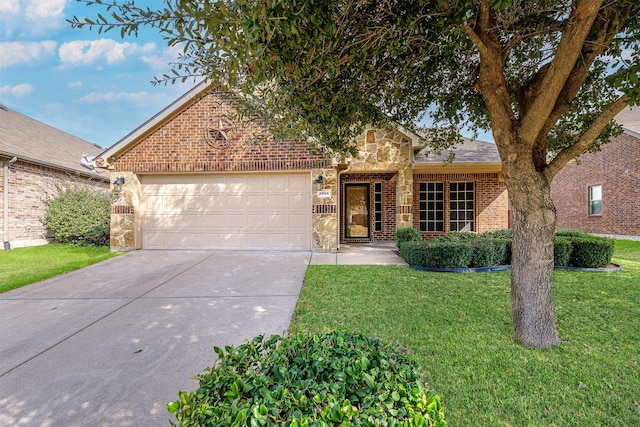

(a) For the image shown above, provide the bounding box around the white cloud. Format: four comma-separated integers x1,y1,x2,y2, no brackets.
59,39,156,66
0,0,69,37
0,83,35,97
73,91,166,105
0,41,57,67
68,80,83,88
141,44,184,72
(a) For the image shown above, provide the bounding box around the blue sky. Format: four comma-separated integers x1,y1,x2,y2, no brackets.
0,0,200,149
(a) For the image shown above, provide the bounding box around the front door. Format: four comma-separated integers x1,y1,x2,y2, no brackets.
345,184,370,239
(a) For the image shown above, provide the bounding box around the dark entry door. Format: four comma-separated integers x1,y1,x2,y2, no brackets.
345,184,370,238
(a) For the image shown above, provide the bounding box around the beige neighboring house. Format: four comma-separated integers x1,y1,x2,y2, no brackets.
0,104,109,250
552,107,640,237
90,81,509,252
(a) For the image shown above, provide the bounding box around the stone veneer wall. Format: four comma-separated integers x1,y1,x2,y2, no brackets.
551,132,639,236
341,128,414,242
109,171,140,251
0,160,109,249
311,168,338,250
413,172,509,239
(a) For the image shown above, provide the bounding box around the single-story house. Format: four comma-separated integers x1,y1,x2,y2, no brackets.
92,81,509,251
551,107,639,237
0,104,109,250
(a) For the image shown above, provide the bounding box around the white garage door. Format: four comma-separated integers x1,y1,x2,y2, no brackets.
141,173,311,250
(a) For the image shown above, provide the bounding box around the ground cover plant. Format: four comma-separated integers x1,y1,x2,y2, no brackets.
290,240,640,426
0,244,118,293
168,332,446,426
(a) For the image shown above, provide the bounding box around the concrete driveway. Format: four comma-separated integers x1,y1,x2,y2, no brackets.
0,250,310,427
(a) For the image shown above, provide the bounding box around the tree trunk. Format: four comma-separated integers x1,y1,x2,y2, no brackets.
505,162,562,348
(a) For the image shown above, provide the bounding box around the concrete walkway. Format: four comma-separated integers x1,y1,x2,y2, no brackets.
310,242,408,266
0,250,310,427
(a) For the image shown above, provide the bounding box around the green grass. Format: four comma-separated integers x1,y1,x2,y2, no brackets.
0,244,119,293
290,240,640,426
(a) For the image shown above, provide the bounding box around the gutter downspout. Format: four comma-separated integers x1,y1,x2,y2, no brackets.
3,157,17,251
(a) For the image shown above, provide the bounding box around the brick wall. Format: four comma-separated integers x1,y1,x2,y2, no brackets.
413,172,509,239
0,161,109,247
551,132,639,236
114,91,330,173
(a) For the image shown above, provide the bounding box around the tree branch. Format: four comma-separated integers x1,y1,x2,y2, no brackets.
519,0,604,144
544,94,630,181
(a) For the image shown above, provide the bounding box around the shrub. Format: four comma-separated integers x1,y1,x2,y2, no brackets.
569,236,615,268
394,227,422,247
167,332,446,427
555,229,593,238
469,239,510,268
431,232,478,243
44,188,110,246
400,241,474,268
479,229,513,239
553,238,572,267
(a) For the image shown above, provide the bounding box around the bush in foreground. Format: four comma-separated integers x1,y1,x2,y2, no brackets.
44,188,110,246
168,332,446,427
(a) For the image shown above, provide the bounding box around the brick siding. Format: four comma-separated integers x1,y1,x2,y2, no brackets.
0,161,109,246
113,91,331,173
551,133,639,236
413,172,509,240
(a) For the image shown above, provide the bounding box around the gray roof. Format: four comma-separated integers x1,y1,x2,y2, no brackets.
0,104,108,180
415,137,501,164
615,106,640,136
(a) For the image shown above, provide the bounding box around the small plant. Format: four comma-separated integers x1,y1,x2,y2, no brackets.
395,227,422,247
44,187,110,246
168,332,446,426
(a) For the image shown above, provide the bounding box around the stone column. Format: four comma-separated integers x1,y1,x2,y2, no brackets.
311,168,338,250
109,171,139,251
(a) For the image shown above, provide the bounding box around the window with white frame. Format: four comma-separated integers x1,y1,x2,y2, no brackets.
589,185,602,216
450,182,475,232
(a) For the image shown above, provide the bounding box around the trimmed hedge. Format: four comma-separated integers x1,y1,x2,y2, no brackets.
168,332,446,427
400,241,474,269
568,236,615,268
553,237,572,267
399,229,614,270
394,227,422,247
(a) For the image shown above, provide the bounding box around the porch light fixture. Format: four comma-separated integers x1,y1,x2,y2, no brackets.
113,177,125,194
315,175,325,191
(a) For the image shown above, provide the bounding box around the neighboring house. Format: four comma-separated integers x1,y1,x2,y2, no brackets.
0,104,109,250
92,81,509,251
551,107,639,237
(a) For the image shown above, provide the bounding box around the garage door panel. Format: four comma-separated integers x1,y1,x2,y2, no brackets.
142,173,311,250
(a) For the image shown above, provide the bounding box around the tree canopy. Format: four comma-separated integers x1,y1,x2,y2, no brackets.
72,0,639,158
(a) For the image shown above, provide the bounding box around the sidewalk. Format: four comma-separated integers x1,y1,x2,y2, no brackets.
310,242,408,266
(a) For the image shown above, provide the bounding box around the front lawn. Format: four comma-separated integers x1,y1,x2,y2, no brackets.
290,240,640,426
0,244,119,293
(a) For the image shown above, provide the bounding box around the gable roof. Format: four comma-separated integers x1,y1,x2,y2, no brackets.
415,137,501,163
0,104,108,180
615,106,639,137
97,80,214,166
